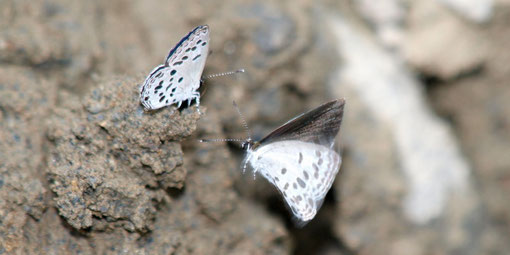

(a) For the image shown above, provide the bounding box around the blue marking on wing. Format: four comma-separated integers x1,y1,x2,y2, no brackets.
141,65,166,95
148,65,166,77
164,25,205,65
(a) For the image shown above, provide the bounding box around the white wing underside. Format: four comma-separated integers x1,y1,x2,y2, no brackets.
140,26,209,110
245,140,341,223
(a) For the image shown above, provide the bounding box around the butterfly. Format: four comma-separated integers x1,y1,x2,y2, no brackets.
240,99,345,224
140,25,209,111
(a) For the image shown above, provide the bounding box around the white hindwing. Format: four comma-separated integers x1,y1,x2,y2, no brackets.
245,140,341,222
140,25,209,110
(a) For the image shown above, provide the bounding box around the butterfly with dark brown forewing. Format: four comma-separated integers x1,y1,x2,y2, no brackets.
202,99,345,225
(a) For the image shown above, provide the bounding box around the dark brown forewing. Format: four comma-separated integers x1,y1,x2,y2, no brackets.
259,99,345,146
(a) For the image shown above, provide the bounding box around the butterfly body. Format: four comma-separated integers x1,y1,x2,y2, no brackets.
241,99,345,224
140,25,209,111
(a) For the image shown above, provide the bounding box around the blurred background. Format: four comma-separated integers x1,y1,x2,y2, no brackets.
1,0,509,254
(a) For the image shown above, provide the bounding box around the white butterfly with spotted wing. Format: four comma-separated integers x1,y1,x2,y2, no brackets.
140,25,209,111
240,99,345,224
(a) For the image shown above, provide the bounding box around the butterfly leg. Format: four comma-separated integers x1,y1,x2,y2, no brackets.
242,160,248,174
250,166,260,180
193,91,201,114
247,160,258,180
241,154,252,175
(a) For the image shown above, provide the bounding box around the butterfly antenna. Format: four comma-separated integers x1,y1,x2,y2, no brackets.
203,69,245,80
232,100,252,140
199,138,244,143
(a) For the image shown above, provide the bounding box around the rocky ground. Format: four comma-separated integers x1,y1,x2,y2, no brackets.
1,0,509,254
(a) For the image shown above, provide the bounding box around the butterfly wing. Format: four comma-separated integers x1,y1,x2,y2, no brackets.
140,65,175,109
140,25,210,110
246,140,341,223
258,99,345,147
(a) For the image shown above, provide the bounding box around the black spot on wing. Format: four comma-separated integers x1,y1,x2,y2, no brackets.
201,42,207,46
170,70,176,75
178,77,184,83
192,54,201,61
297,177,306,188
159,96,165,102
182,56,188,60
173,61,183,66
